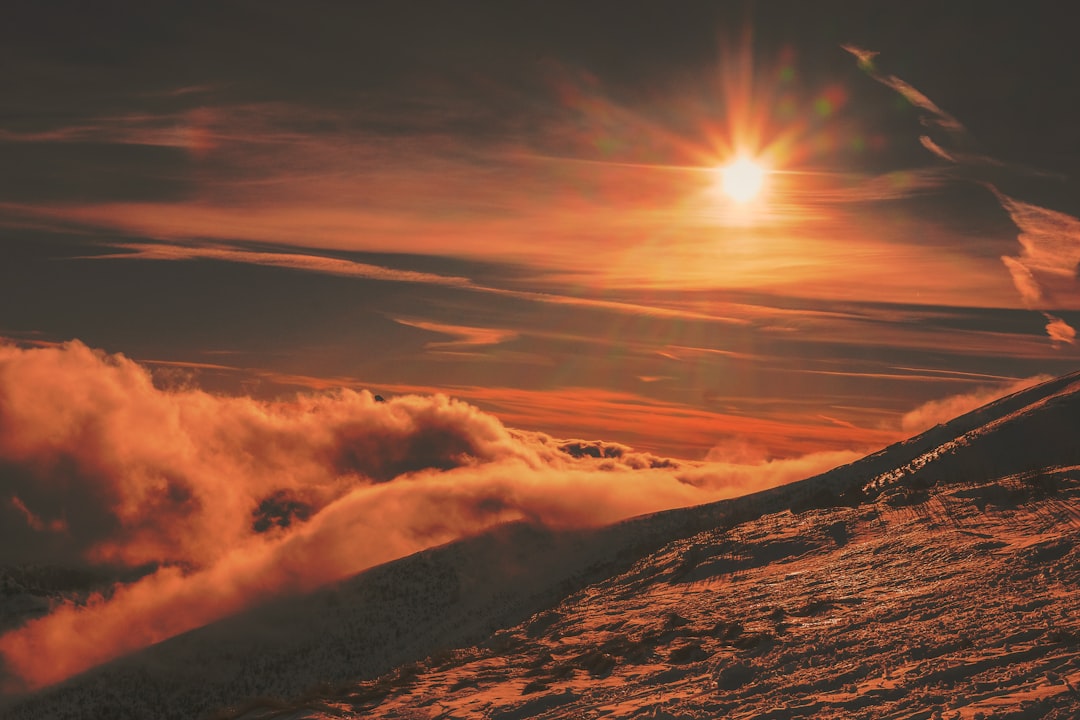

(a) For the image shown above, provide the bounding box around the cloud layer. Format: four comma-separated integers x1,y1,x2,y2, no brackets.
0,341,861,692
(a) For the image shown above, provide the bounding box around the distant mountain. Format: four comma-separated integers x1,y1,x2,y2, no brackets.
4,372,1080,719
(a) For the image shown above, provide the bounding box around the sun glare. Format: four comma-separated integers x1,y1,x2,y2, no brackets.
719,156,767,203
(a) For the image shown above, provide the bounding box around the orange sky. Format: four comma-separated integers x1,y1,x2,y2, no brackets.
3,42,1077,463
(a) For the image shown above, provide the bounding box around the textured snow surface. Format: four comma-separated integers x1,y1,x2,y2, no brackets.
281,469,1078,719
2,373,1079,719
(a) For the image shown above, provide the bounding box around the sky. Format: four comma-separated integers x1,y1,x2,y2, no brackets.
2,1,1079,459
1,1,1079,691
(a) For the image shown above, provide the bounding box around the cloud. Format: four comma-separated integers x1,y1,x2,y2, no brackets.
899,374,1052,434
0,340,867,692
391,318,518,350
845,45,1080,342
442,385,897,461
7,496,65,533
72,238,751,325
1001,255,1043,306
1044,313,1077,347
102,243,476,288
683,448,863,491
993,191,1079,343
841,45,965,135
0,340,544,569
990,189,1080,329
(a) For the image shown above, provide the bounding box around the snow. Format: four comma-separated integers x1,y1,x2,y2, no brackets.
280,469,1079,719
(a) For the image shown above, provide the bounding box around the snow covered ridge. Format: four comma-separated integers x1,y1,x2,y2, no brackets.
2,370,1079,718
234,468,1080,720
863,372,1080,495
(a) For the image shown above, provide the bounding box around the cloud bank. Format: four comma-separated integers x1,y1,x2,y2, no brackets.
0,341,860,692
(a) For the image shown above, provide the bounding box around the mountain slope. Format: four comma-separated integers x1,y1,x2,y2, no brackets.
3,371,1079,719
294,466,1080,719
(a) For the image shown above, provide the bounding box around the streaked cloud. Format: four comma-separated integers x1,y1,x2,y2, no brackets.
845,45,1080,343
842,45,964,134
71,193,1000,307
102,242,475,287
1044,314,1077,346
991,188,1080,318
392,318,518,351
86,240,753,324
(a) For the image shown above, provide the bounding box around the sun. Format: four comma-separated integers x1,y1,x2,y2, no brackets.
717,156,768,203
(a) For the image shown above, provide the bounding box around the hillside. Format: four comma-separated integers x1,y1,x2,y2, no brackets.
272,464,1080,719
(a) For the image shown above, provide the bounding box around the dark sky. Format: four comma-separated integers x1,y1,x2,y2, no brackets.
4,2,1077,170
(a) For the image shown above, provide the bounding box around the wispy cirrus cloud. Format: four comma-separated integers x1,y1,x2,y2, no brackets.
391,318,518,351
1044,315,1077,346
85,240,752,324
988,188,1080,345
0,103,351,155
59,236,1069,376
99,242,475,287
6,170,1019,310
845,44,1080,344
842,46,964,133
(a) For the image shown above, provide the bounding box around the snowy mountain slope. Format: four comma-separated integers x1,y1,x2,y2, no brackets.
3,372,1079,719
268,466,1080,719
